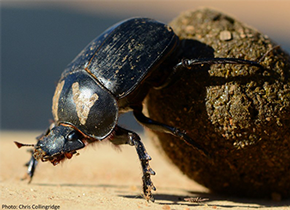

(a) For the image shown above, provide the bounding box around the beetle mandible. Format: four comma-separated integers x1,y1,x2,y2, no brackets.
15,17,264,202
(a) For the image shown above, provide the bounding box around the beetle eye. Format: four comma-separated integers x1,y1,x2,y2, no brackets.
67,131,79,141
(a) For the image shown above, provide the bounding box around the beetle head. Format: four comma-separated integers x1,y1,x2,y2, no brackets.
15,124,86,165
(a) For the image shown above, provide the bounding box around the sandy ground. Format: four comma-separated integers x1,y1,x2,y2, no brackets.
1,131,290,210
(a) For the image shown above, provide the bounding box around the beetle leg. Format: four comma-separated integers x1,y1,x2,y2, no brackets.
24,128,50,181
176,45,278,70
23,150,38,183
19,127,50,182
157,57,263,89
110,126,156,202
176,57,262,69
132,105,209,157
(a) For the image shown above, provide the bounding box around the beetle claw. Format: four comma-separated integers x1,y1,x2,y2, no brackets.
142,158,156,199
149,168,156,175
143,170,156,202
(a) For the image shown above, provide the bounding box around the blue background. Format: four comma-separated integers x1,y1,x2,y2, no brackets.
2,1,290,131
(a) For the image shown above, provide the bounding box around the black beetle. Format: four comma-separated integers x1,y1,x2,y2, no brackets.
15,17,264,201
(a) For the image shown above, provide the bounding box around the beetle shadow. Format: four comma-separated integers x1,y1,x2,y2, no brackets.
32,182,290,207
122,190,290,208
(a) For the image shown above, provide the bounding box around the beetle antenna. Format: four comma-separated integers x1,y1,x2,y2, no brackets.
14,141,35,148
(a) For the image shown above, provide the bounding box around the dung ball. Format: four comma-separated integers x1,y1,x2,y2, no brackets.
145,8,290,199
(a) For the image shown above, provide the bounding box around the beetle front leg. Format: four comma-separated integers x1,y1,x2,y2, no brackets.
15,128,49,182
128,132,156,202
23,151,38,183
24,128,51,181
23,128,51,181
15,143,38,182
110,126,156,202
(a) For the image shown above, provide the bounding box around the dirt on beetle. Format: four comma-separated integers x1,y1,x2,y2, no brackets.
145,8,290,199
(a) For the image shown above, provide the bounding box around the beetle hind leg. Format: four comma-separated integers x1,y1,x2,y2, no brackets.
109,126,156,202
132,105,209,158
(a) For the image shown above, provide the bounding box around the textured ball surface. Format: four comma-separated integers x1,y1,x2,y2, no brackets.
145,8,290,199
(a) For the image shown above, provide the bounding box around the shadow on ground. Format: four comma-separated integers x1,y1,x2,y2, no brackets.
33,182,290,208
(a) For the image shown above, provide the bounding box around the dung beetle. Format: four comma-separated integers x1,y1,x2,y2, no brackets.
15,17,264,201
